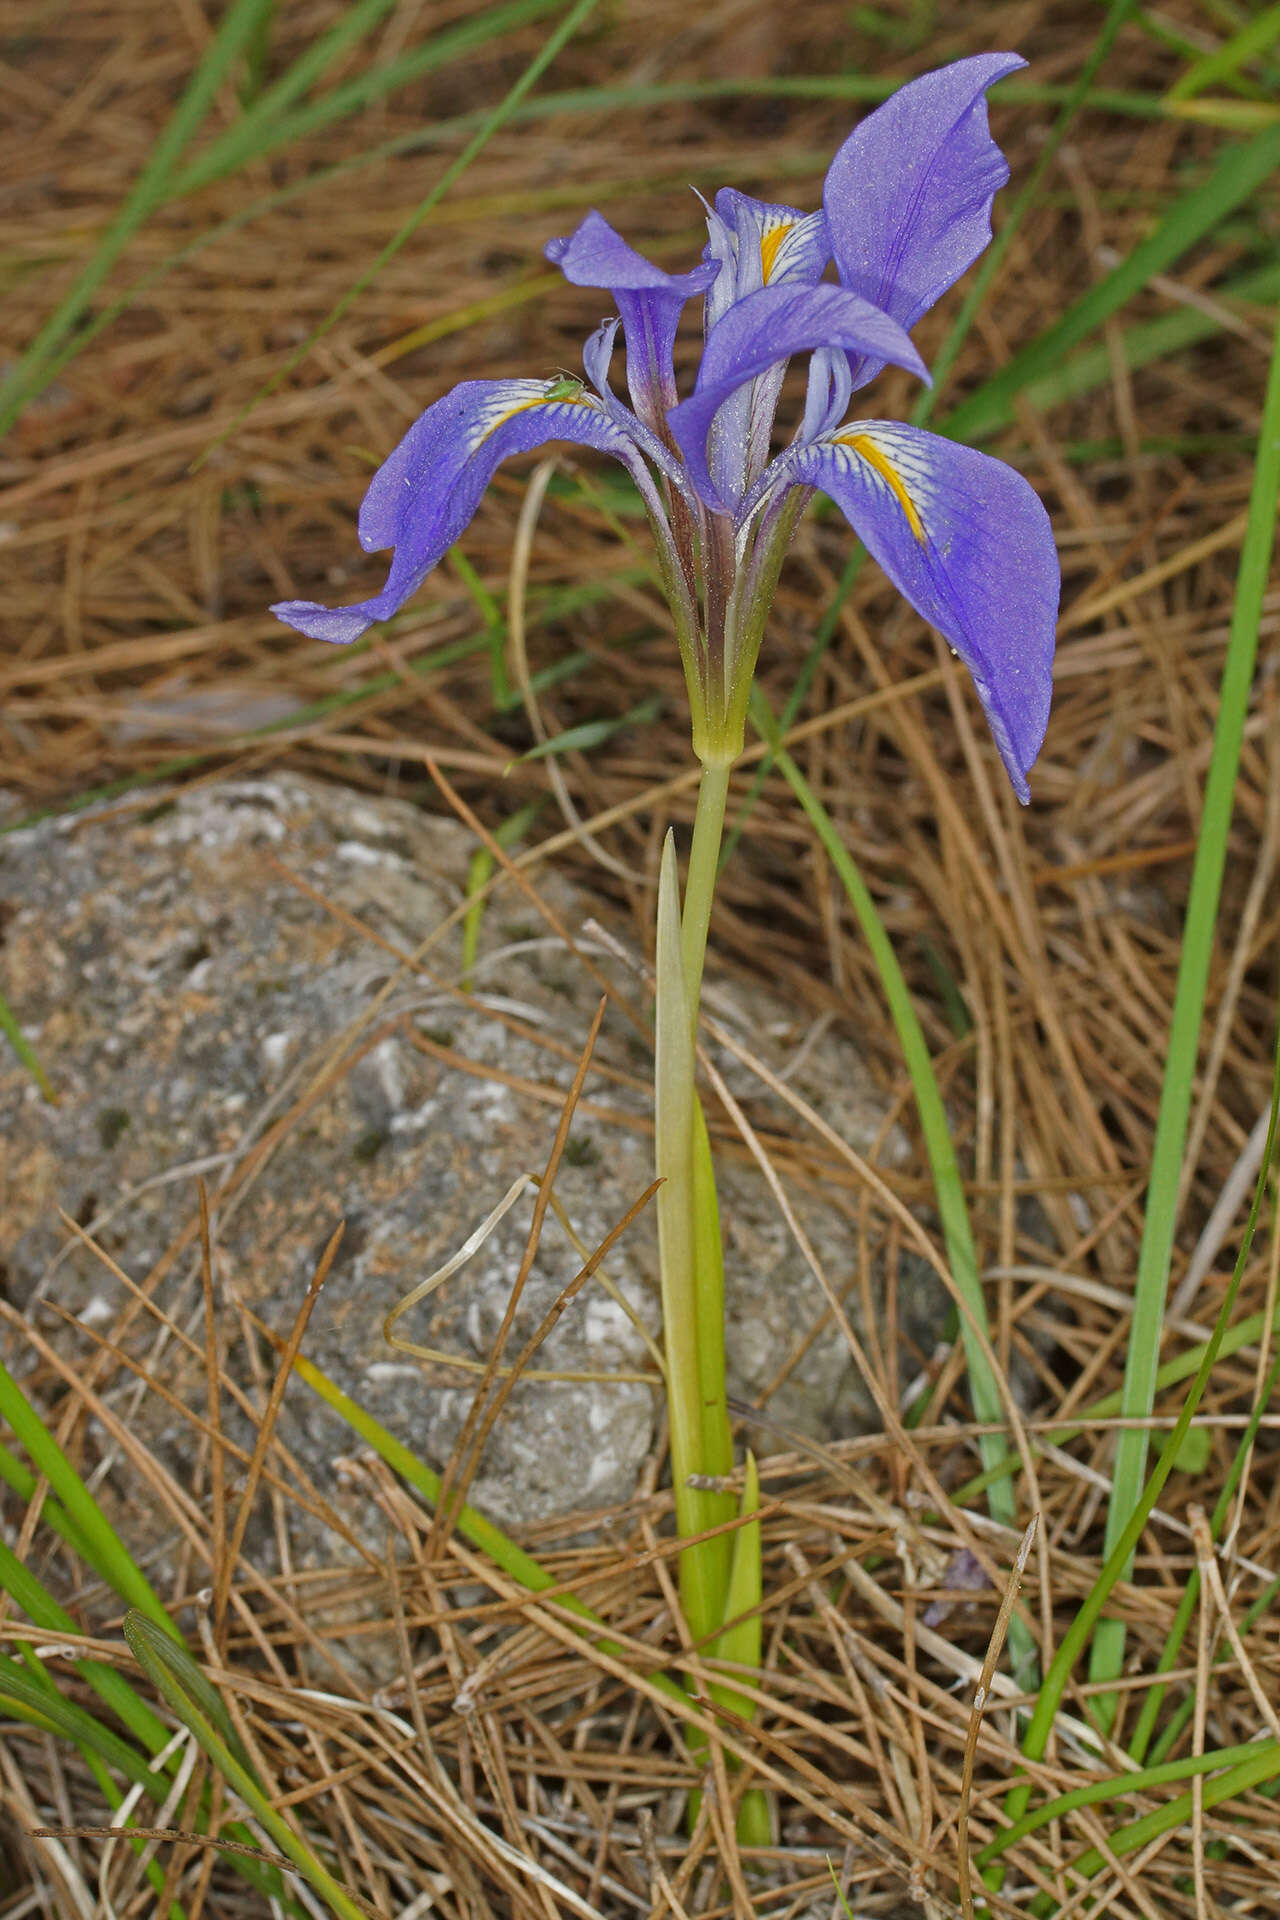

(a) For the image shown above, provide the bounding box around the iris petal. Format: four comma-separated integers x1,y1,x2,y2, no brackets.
702,190,829,327
777,420,1057,798
272,378,652,645
824,53,1025,385
698,192,832,497
666,282,928,513
546,210,717,426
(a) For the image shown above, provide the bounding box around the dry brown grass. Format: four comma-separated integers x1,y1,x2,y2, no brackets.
3,0,1280,1914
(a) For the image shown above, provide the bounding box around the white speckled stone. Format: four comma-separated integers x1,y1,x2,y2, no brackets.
0,774,937,1558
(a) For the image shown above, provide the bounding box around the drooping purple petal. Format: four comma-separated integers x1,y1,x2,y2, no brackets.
272,378,653,645
824,53,1025,386
582,318,692,496
773,420,1057,798
667,282,928,513
545,211,717,430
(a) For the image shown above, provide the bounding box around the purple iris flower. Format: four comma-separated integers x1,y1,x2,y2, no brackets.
272,54,1058,800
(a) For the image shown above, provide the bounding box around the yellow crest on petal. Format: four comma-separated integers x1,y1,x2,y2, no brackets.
834,431,927,543
759,220,796,283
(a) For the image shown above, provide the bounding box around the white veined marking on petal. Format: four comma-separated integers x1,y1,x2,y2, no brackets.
760,219,796,283
472,383,598,451
833,430,927,544
761,208,826,284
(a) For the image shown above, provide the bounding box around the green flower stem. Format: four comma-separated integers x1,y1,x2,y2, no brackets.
655,834,731,1646
681,761,738,1570
710,1453,771,1848
660,757,769,1848
692,1097,735,1572
680,759,732,1026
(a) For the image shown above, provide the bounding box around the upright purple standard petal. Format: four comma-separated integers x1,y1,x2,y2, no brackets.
702,190,829,327
773,422,1057,798
824,53,1025,384
272,378,653,645
546,211,717,431
667,282,928,514
699,192,831,498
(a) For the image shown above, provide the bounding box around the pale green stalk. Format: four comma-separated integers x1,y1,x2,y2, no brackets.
709,1454,771,1847
691,1099,735,1568
680,761,732,1023
655,835,730,1646
679,759,739,1577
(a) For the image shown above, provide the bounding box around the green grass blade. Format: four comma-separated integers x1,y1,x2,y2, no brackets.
0,1502,300,1911
976,1737,1277,1866
1088,299,1280,1723
1027,1738,1280,1911
280,1343,692,1712
451,550,512,708
1005,1031,1280,1840
461,799,542,986
1168,2,1280,98
0,1440,108,1575
206,0,602,454
750,691,1036,1683
124,1613,370,1920
238,0,276,104
515,696,663,762
0,1533,171,1755
0,0,274,438
947,1289,1280,1512
1167,97,1280,129
943,120,1280,445
122,1619,257,1775
1004,258,1280,429
190,0,402,170
0,1655,192,1920
0,1359,180,1638
1131,1344,1280,1763
0,1651,301,1913
0,1656,170,1790
172,0,566,197
0,984,56,1103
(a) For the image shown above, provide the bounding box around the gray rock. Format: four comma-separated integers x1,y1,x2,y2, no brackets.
0,774,938,1557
